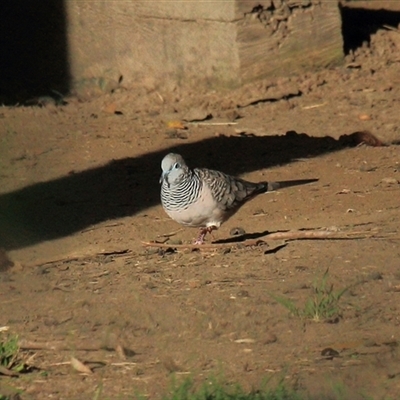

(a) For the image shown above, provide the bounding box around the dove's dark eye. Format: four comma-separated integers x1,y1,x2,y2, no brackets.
173,162,181,169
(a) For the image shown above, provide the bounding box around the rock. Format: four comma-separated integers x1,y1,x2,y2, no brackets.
263,332,278,344
381,177,399,185
0,249,14,272
183,106,212,122
230,227,246,236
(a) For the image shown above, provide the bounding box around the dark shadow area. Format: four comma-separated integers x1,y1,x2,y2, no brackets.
340,5,400,53
0,1,70,105
0,131,376,251
214,229,271,244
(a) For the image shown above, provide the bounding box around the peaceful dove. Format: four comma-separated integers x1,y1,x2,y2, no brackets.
160,153,316,244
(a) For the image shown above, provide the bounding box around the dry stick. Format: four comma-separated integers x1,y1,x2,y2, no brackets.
28,249,132,268
142,240,289,250
0,365,19,377
383,24,400,33
142,240,260,249
157,228,185,238
187,122,238,126
264,230,371,240
302,102,327,110
110,362,138,366
141,229,375,249
81,222,123,233
47,361,138,369
27,230,388,267
19,339,105,352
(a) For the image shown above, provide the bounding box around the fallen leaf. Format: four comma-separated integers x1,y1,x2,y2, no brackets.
115,344,126,360
234,338,255,344
70,356,92,374
167,120,186,130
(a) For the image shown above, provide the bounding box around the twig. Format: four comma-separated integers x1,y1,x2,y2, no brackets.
19,339,105,352
48,361,71,366
0,365,19,377
264,230,371,240
155,91,165,103
141,239,267,250
142,229,375,250
383,24,400,33
302,102,327,110
47,361,138,368
81,222,123,233
187,122,238,126
28,249,132,268
157,228,184,238
110,362,138,366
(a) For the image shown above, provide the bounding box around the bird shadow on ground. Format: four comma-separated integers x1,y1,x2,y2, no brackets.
0,130,372,250
213,230,272,244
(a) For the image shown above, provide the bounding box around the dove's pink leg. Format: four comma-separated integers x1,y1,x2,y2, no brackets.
194,226,216,245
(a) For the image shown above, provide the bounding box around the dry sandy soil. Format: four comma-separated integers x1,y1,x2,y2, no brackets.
1,26,400,400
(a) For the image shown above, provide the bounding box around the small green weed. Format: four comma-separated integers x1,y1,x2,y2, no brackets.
0,334,31,373
165,378,304,400
270,269,348,322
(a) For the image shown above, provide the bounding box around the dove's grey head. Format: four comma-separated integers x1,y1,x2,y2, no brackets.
160,153,189,186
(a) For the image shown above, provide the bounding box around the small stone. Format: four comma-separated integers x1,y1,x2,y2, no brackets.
359,163,376,172
263,332,277,344
165,130,188,140
183,106,212,122
381,177,399,185
188,280,201,289
168,239,183,245
368,272,383,281
230,227,246,236
321,347,340,358
143,281,157,290
223,109,241,121
146,248,159,255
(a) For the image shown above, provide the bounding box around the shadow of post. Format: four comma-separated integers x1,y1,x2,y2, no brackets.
0,131,364,250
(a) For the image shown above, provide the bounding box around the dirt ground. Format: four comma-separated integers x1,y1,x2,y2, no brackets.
1,26,400,400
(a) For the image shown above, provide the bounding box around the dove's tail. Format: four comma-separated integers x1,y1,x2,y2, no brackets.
261,178,318,192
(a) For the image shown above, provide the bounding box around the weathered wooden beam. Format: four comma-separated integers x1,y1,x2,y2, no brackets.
65,0,343,97
237,1,343,81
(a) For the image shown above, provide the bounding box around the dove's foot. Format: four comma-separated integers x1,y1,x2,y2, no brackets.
194,226,216,245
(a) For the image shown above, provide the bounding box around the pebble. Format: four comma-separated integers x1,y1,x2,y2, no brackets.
263,332,278,344
168,239,183,245
230,227,246,236
359,163,376,172
381,177,399,185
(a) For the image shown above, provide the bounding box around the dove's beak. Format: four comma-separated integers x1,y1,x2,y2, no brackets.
159,171,167,184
